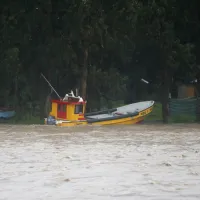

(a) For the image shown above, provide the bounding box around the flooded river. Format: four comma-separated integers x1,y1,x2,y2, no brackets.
0,124,200,200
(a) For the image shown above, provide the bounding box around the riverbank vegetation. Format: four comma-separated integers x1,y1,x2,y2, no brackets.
0,0,200,124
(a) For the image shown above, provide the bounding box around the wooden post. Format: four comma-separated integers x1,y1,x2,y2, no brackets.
80,48,88,100
162,68,171,123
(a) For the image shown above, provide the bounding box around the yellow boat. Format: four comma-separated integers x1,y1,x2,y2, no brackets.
44,91,154,127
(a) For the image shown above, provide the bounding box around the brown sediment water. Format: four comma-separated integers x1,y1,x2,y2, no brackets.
0,124,200,200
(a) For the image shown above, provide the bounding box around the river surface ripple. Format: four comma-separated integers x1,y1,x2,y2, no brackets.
0,124,200,200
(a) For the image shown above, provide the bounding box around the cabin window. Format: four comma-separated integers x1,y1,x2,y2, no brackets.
58,104,61,111
58,104,66,112
74,104,83,114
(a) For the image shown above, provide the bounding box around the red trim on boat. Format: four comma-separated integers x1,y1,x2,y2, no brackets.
78,118,86,120
51,100,86,105
115,112,123,115
136,120,144,124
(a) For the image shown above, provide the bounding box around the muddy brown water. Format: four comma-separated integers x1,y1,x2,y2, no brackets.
0,124,200,200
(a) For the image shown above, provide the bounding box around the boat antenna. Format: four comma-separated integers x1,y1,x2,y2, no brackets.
141,78,149,84
40,73,62,100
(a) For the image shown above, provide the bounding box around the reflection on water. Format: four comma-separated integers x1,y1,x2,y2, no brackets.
0,124,200,200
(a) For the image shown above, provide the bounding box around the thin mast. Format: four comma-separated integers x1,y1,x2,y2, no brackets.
41,73,62,100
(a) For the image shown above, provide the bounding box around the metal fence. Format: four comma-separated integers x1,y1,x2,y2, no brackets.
169,97,200,122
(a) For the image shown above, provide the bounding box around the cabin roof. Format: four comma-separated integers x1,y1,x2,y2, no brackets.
51,99,86,105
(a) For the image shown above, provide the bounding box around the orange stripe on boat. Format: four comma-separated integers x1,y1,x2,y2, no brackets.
136,120,144,124
78,118,85,120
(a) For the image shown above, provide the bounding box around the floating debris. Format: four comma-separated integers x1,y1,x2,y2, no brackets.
163,162,171,166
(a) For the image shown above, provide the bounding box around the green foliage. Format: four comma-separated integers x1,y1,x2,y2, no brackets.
7,115,44,125
169,115,196,123
146,102,162,121
91,67,127,98
0,0,199,123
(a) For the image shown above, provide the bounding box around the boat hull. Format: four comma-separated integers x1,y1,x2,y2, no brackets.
90,106,153,125
46,104,154,127
0,108,15,119
89,115,144,125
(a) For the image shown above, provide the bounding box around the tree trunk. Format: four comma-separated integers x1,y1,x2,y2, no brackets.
14,75,18,109
195,84,200,122
39,77,46,119
161,68,171,123
80,48,88,100
44,93,51,118
14,75,21,121
125,81,136,104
